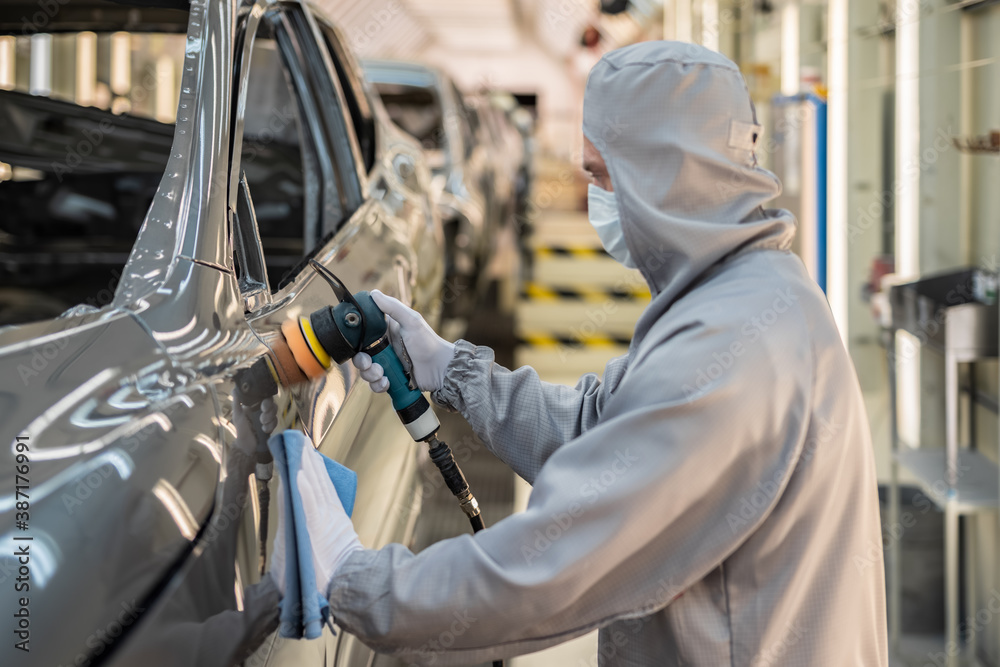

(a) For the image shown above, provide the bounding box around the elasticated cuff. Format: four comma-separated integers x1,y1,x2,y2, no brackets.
430,339,491,413
326,547,374,605
325,548,379,636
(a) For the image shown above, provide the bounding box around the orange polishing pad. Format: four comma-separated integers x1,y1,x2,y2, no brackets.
281,318,326,380
266,334,307,387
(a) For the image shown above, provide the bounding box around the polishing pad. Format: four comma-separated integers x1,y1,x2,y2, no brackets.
281,317,326,380
266,334,308,387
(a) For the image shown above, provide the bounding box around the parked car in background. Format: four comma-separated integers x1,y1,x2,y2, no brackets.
361,60,497,328
0,1,443,665
466,91,526,237
490,91,534,227
480,91,536,272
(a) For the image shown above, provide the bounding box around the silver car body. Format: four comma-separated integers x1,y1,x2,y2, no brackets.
0,1,442,665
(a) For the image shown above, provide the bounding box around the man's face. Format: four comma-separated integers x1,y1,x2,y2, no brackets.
583,136,613,192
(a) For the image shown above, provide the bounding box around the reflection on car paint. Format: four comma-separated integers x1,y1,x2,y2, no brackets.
0,0,444,665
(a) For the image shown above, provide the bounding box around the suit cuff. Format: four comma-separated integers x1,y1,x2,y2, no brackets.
430,339,488,412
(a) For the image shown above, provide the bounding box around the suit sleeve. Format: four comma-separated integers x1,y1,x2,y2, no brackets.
430,339,628,483
329,325,813,665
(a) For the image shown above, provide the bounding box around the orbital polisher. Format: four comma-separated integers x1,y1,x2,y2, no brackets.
249,260,485,532
238,261,499,667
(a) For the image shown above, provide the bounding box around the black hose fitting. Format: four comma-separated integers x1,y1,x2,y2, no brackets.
427,437,469,496
425,436,484,526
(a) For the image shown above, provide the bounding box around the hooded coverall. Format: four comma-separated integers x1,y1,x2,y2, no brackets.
327,41,889,666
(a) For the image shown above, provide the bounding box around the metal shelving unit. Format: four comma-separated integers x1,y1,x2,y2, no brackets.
886,268,999,667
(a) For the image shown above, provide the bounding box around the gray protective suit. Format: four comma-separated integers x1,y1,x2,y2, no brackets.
328,42,888,666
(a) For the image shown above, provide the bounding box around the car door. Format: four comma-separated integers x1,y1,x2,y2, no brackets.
227,3,431,664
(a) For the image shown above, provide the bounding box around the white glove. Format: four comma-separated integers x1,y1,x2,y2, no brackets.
269,489,288,596
297,443,362,596
268,438,362,599
352,290,456,393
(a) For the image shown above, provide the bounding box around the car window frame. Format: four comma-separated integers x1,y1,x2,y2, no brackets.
228,1,359,297
315,19,377,176
287,3,367,219
268,10,330,253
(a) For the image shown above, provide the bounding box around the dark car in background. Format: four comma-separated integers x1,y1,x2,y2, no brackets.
0,1,443,665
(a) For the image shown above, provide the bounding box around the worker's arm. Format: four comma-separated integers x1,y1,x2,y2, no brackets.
431,339,628,483
357,291,627,484
328,321,813,665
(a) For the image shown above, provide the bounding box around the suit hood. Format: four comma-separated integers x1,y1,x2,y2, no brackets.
582,41,796,314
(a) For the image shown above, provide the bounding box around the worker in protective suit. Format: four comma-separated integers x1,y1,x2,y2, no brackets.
271,41,889,665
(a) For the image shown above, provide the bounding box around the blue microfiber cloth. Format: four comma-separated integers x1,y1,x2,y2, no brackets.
268,429,357,640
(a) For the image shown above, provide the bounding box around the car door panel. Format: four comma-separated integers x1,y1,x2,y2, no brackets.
0,0,443,665
103,378,285,667
229,6,442,665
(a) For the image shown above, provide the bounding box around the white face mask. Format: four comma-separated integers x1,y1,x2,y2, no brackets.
587,184,637,269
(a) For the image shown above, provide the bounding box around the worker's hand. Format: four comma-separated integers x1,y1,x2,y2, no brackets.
268,489,288,596
352,290,456,393
297,442,362,597
352,352,389,393
268,439,363,599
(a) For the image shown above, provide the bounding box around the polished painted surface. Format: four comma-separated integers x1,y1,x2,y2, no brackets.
0,1,443,664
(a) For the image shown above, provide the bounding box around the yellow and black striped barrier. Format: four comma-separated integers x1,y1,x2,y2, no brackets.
533,245,610,260
521,282,650,302
516,333,632,348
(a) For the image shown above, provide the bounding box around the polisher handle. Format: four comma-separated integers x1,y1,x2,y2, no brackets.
371,343,423,412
